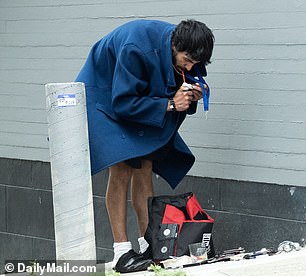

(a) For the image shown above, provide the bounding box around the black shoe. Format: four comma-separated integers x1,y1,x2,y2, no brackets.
115,249,153,273
141,245,153,260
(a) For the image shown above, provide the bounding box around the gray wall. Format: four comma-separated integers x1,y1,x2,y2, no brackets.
1,0,306,187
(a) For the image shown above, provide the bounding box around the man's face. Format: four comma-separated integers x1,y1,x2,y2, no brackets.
172,48,199,72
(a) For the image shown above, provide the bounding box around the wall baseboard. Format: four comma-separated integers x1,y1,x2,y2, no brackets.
1,157,305,270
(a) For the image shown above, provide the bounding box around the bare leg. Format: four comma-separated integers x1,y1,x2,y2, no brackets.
131,160,154,237
106,162,133,242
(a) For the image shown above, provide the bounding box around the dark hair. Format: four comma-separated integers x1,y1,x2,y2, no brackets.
172,19,214,65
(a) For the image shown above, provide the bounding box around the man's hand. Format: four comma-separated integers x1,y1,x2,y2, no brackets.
172,86,194,111
191,83,208,101
167,83,209,112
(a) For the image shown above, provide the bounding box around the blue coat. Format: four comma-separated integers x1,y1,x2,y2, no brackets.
75,20,207,189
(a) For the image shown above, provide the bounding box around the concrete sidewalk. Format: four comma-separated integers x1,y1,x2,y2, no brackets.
2,248,305,275
105,247,306,276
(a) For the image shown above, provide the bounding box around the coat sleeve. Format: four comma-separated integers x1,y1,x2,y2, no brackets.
111,43,169,128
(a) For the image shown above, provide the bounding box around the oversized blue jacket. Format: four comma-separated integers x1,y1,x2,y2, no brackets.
76,20,207,188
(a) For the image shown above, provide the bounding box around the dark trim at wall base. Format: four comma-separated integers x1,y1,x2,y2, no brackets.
157,174,306,253
0,157,305,270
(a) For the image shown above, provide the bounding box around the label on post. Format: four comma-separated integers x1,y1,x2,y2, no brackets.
57,94,77,107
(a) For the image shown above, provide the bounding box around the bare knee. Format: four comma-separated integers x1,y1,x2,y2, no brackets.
140,159,152,171
132,160,153,178
131,160,153,209
109,162,133,184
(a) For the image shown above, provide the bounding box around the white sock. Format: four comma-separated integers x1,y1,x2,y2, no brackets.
112,241,132,268
138,237,149,254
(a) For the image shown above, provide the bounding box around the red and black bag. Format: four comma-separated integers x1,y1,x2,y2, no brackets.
144,192,215,261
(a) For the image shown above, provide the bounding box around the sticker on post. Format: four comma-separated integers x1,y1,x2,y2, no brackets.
57,94,76,107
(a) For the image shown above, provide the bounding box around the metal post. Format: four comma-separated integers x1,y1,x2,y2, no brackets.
45,82,96,261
